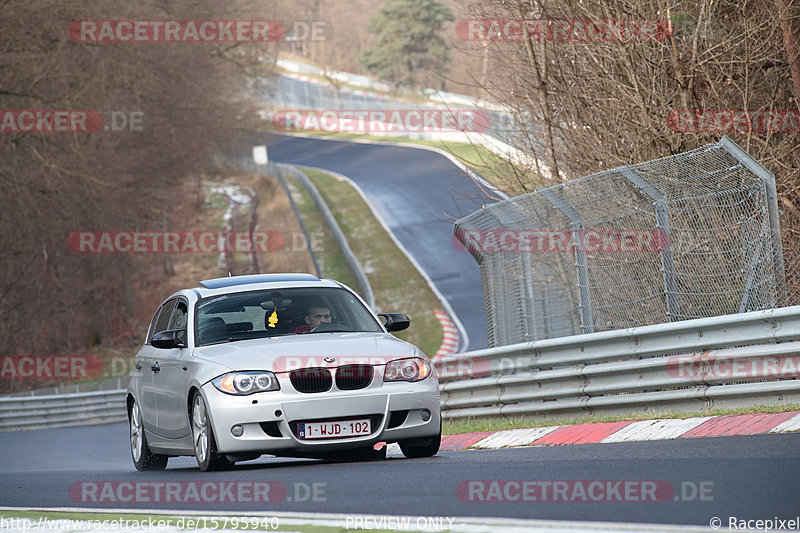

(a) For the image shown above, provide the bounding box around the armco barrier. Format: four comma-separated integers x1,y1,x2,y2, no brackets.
438,305,800,419
4,306,800,430
0,389,127,431
267,161,376,310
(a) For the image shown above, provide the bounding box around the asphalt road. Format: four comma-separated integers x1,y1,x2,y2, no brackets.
264,134,492,351
271,75,536,149
1,423,799,527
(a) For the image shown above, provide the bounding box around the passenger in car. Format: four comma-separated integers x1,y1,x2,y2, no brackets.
294,302,332,333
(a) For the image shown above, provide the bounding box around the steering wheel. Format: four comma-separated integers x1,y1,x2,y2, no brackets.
310,322,349,333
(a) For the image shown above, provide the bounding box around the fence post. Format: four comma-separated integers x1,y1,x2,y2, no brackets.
538,189,594,334
720,136,787,307
619,167,680,321
521,252,537,342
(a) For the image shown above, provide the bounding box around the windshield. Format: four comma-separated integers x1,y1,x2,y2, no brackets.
194,287,382,346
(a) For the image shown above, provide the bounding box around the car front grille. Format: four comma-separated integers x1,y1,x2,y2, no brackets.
290,367,332,393
335,364,373,390
288,364,374,393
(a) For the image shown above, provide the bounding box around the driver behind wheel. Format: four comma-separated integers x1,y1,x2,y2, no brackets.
294,302,332,333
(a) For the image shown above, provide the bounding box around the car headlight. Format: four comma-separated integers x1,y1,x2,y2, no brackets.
212,371,280,395
383,357,431,382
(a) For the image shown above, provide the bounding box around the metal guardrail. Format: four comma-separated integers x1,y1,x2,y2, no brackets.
0,389,127,431
268,161,376,310
3,375,129,397
261,162,322,277
4,306,800,430
438,305,800,419
0,160,379,432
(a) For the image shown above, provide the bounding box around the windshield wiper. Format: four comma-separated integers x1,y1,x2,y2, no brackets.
201,332,291,345
200,337,237,346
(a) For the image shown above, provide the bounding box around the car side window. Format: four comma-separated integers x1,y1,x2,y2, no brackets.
146,309,161,345
152,299,177,339
168,300,188,331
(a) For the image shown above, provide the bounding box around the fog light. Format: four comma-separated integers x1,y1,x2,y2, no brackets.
231,425,244,437
421,409,431,422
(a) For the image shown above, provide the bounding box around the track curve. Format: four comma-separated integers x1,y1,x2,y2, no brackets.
264,134,491,351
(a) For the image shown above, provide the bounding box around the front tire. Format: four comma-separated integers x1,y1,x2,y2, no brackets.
191,392,233,471
130,399,168,471
399,422,441,459
333,445,387,462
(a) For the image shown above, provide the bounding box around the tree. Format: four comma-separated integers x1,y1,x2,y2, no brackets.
0,0,276,357
362,0,454,89
458,0,800,309
462,0,799,190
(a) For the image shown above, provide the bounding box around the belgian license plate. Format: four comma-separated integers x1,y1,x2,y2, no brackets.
297,419,371,440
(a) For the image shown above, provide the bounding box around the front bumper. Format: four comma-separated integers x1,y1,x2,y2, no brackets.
202,375,441,455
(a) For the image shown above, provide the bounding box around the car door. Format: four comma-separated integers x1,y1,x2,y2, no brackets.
134,298,175,436
152,298,193,439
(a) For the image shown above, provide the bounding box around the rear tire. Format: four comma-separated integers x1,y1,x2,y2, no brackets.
191,392,233,471
129,399,168,471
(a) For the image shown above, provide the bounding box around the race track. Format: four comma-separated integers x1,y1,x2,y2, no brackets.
265,134,492,351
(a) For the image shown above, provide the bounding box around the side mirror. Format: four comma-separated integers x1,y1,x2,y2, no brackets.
378,313,410,332
151,329,186,349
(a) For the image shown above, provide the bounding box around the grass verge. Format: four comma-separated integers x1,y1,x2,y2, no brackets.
284,178,357,289
299,168,444,357
442,404,800,435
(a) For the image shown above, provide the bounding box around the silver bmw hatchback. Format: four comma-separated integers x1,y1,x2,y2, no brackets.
127,273,441,471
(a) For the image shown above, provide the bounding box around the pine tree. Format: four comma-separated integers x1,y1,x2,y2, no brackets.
362,0,454,89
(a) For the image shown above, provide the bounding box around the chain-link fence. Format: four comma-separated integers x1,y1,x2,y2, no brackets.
455,136,793,347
